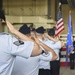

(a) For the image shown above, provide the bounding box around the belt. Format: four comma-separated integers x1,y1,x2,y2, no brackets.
39,69,50,71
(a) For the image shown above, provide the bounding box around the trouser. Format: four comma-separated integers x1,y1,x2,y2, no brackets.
70,53,75,69
50,60,60,75
39,69,51,75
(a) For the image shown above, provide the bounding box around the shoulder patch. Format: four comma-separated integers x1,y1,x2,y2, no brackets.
13,40,24,46
42,51,50,57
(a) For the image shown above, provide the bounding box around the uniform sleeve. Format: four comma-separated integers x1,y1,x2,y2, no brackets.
10,37,34,58
47,41,62,50
52,41,61,49
39,52,52,61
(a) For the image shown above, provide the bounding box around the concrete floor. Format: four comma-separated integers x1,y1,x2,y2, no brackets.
60,66,75,75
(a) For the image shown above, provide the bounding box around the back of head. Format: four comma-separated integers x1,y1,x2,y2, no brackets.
0,10,5,21
36,26,45,34
48,28,55,36
19,24,30,35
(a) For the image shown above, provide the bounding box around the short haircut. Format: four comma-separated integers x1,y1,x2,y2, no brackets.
48,28,55,36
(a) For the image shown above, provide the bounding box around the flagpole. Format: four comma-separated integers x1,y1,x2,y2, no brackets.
69,10,74,41
57,2,61,39
59,2,61,10
59,2,61,8
69,10,71,14
55,2,64,37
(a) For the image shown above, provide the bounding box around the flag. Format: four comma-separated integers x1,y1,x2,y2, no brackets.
55,3,64,37
66,11,74,55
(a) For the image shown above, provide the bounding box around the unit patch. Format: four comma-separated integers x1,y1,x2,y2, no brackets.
14,40,24,46
42,51,50,57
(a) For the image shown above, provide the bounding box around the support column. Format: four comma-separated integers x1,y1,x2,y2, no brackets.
48,0,51,19
55,0,59,21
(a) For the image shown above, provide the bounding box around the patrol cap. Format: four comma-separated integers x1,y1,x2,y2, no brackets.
36,26,45,34
0,10,5,21
19,24,30,34
48,28,55,36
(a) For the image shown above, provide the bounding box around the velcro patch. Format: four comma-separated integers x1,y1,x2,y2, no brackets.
42,51,50,57
14,40,24,46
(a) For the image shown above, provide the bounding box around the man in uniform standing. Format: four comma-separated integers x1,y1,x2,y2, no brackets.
0,10,43,75
47,28,64,75
70,36,75,69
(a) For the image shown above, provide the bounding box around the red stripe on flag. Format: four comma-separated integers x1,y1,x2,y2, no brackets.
56,24,64,30
57,19,63,26
55,27,64,37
